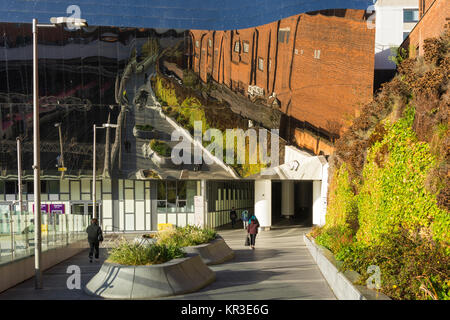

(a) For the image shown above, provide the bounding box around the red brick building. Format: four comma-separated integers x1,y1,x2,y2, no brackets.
189,9,375,146
402,0,450,57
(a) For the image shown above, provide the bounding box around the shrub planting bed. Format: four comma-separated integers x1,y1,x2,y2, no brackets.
150,139,172,157
84,235,216,299
156,225,234,265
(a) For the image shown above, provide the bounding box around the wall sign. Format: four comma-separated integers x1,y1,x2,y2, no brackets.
32,204,49,214
50,204,65,214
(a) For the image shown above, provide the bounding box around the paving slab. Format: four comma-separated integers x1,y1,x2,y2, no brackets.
0,223,335,300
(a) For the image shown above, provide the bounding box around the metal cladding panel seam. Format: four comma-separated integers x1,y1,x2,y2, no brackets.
1,0,372,30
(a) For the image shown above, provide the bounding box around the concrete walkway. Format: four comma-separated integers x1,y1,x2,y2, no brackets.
0,224,335,300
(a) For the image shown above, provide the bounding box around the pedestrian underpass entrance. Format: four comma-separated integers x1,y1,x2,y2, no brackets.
271,180,313,226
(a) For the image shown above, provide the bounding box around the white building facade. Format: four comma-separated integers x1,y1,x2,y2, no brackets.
374,0,419,87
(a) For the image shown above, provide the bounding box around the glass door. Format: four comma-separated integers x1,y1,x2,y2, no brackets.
71,201,101,225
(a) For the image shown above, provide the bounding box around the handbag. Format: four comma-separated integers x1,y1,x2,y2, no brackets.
98,229,104,242
245,234,250,246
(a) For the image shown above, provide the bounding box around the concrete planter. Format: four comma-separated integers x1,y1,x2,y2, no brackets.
184,235,234,265
304,234,390,300
133,126,158,139
134,127,171,140
84,253,215,299
142,143,177,168
136,169,162,180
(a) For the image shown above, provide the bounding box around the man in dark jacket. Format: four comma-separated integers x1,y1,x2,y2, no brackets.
86,218,103,262
247,215,260,250
230,207,237,228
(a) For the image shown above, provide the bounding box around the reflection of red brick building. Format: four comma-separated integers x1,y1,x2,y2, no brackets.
189,10,375,139
402,0,450,57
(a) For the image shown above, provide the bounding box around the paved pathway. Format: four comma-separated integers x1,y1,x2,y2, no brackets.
0,223,335,300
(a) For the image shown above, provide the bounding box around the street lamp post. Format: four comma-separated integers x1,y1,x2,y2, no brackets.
32,16,87,290
32,17,43,289
16,137,25,249
93,123,118,221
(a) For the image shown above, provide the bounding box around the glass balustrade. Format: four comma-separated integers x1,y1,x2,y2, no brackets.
0,211,89,265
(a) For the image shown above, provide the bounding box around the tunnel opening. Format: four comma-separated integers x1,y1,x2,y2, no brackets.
294,181,313,226
271,180,313,227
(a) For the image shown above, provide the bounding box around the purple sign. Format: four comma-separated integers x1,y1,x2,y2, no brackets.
50,204,65,214
33,204,48,213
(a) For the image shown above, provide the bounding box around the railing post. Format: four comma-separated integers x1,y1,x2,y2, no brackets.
53,213,56,244
9,206,15,258
65,214,69,245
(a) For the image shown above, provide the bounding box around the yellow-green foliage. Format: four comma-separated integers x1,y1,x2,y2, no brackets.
180,97,208,133
357,106,449,245
325,164,357,229
107,239,184,266
156,225,217,247
155,77,179,106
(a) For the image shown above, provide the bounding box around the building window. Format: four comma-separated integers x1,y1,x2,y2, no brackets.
403,9,419,22
243,41,249,53
5,181,16,194
258,57,264,71
234,41,240,53
25,181,34,194
195,40,199,48
40,181,47,194
167,181,177,213
157,180,198,213
420,0,426,16
403,32,410,41
157,181,167,213
314,49,321,59
278,29,290,43
208,39,212,47
0,181,4,194
48,180,60,194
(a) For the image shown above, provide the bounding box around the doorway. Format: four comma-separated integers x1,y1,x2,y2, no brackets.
271,181,282,223
70,202,101,222
294,181,313,226
270,180,313,227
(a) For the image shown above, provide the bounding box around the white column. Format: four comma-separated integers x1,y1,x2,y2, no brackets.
312,180,322,225
201,179,207,228
254,180,271,231
281,180,294,219
320,163,329,226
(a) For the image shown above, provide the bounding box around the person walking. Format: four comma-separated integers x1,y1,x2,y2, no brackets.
86,218,103,263
247,215,260,249
230,207,237,228
241,209,249,230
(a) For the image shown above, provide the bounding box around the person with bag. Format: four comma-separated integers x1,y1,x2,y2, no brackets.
247,215,260,250
86,218,103,263
230,207,237,228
